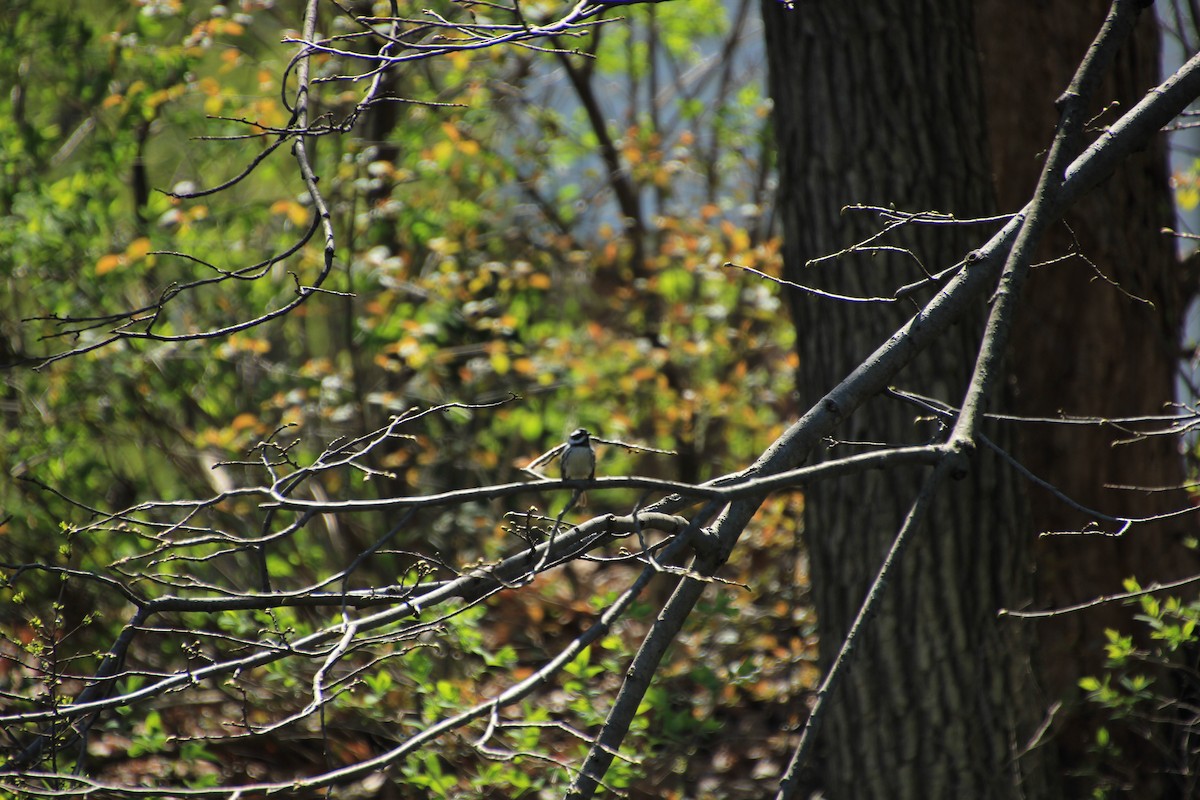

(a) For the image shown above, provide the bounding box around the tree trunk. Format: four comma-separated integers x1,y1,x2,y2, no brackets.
977,2,1198,793
761,2,1051,797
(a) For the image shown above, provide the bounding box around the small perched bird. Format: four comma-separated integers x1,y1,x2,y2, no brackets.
560,427,596,507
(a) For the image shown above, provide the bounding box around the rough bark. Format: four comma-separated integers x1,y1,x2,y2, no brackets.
977,2,1199,793
761,2,1050,798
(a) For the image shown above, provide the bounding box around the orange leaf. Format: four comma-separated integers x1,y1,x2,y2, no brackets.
270,199,309,226
632,366,657,382
231,413,258,431
95,254,124,276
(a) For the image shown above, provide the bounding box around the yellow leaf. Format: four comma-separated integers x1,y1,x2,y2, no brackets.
125,237,153,261
1179,186,1200,212
428,237,460,256
431,139,454,164
528,273,551,289
253,98,285,128
202,427,234,448
234,336,270,354
198,76,221,97
491,349,511,375
146,89,172,110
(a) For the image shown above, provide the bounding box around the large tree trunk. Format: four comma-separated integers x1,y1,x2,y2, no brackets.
977,2,1198,794
761,3,1051,797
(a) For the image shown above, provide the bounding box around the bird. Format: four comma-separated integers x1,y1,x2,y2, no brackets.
560,428,596,507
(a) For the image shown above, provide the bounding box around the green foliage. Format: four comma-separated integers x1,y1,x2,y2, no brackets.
1078,579,1200,796
0,1,805,795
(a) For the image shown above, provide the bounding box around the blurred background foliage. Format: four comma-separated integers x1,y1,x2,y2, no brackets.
0,0,811,795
